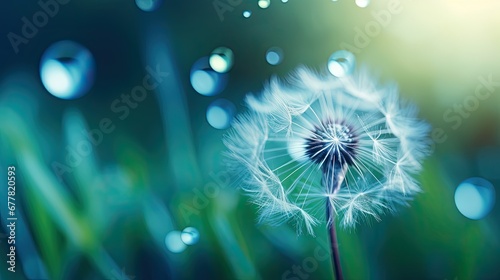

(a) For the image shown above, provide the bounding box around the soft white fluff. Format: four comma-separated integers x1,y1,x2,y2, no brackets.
224,67,430,235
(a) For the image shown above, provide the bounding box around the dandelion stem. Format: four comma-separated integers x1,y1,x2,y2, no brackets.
326,201,344,280
323,160,346,280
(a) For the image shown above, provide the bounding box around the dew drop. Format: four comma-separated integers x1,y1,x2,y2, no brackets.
327,50,356,77
165,231,187,253
454,177,496,220
243,10,252,18
355,0,370,8
266,47,283,66
135,0,163,12
206,99,236,129
190,57,228,96
259,0,271,9
40,40,95,100
180,227,200,245
209,47,234,73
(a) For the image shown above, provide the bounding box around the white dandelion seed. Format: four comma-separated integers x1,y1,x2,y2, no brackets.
224,67,431,235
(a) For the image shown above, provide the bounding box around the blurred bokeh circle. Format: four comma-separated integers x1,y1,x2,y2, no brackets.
454,177,496,220
39,40,95,100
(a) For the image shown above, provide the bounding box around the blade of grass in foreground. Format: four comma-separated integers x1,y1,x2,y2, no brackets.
0,107,121,279
143,26,202,190
209,204,260,280
23,190,60,278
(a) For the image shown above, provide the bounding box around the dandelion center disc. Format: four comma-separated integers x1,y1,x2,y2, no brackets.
305,121,357,166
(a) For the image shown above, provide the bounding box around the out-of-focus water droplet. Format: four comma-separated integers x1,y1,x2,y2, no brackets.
455,177,496,220
209,47,234,73
135,0,163,12
355,0,370,8
181,227,200,245
165,231,187,253
327,50,356,77
282,0,289,3
206,99,236,129
243,10,252,18
258,0,271,8
266,47,283,66
190,57,228,96
40,40,95,100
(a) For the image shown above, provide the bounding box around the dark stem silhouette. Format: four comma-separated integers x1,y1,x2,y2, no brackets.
326,201,343,280
322,160,347,280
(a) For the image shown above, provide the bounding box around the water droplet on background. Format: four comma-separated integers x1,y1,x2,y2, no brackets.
40,40,95,100
209,47,234,73
190,57,228,96
206,99,236,129
135,0,163,12
282,0,289,3
258,0,271,9
243,10,252,18
454,177,496,220
355,0,370,8
181,227,200,245
266,47,284,66
165,231,187,253
327,50,356,77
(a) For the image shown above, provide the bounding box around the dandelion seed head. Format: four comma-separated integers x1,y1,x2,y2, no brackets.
224,66,430,234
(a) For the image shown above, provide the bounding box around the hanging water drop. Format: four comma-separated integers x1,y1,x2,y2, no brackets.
40,40,95,99
135,0,163,12
455,177,496,220
327,50,356,77
258,0,271,9
266,47,284,66
209,47,234,73
181,227,200,245
355,0,370,8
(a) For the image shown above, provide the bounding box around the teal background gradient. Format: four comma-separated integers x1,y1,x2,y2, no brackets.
1,0,499,279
